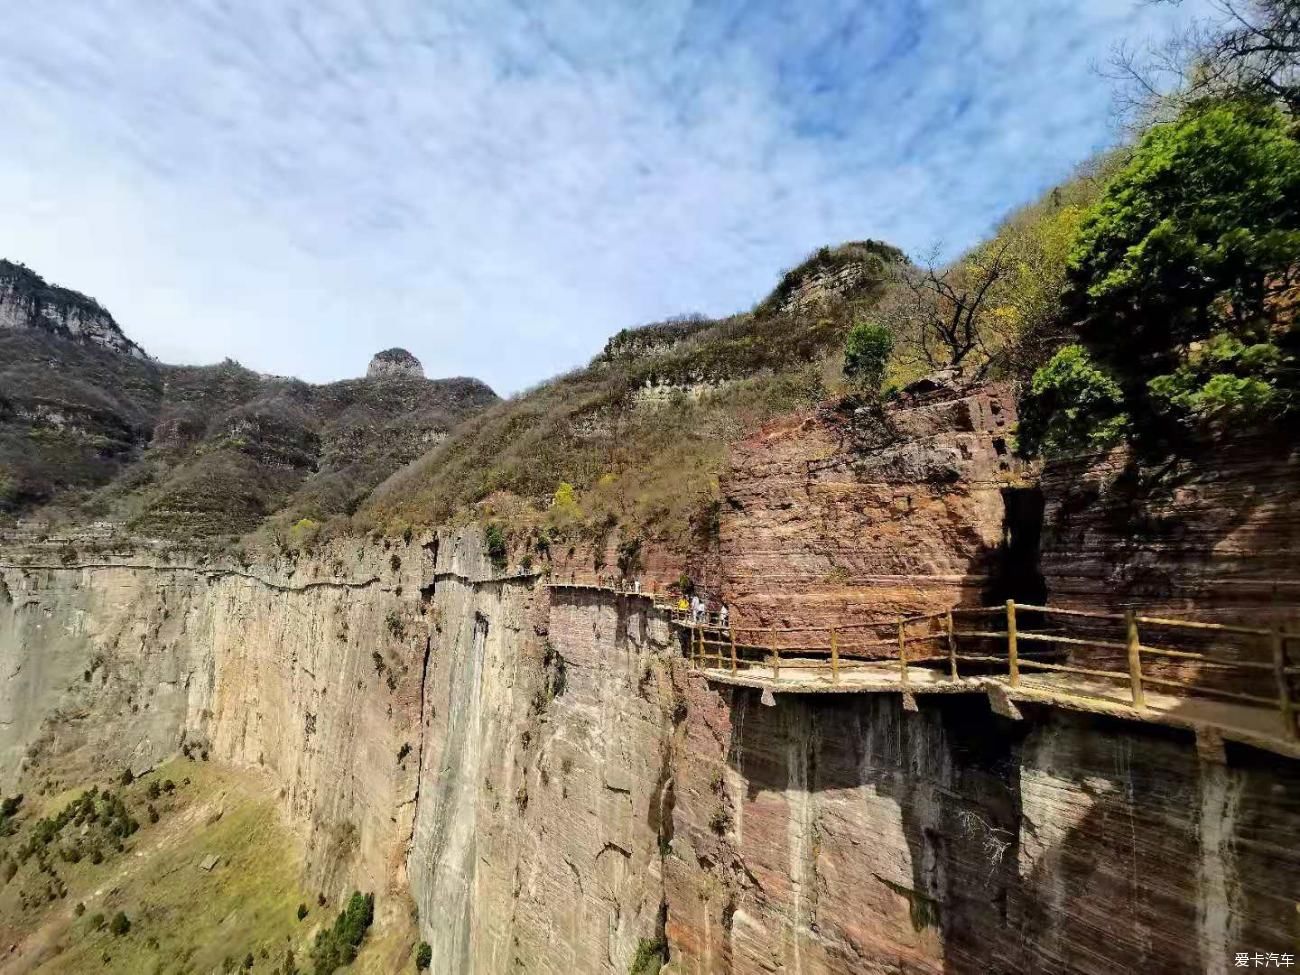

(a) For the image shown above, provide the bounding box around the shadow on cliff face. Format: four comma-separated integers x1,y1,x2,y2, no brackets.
717,690,1300,975
1039,437,1300,618
721,689,1029,972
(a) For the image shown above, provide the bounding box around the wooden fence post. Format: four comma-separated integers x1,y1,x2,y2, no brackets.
1006,600,1019,688
1273,628,1296,740
831,627,839,685
1125,610,1145,709
772,646,781,680
945,610,958,680
897,621,910,690
730,626,738,673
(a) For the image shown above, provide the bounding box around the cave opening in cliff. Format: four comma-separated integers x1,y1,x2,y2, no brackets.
983,486,1047,606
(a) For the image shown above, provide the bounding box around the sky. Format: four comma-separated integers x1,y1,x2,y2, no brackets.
0,0,1214,394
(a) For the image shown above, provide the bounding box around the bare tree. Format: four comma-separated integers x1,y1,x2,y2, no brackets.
893,242,1013,380
1108,0,1300,124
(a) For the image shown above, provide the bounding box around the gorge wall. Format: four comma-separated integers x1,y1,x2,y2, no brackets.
2,379,1298,973
0,538,428,902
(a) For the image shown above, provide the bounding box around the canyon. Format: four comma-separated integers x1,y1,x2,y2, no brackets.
2,378,1297,973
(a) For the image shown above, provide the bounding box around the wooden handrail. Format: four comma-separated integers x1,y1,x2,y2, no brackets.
683,598,1297,740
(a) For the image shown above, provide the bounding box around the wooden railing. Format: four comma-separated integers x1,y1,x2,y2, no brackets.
683,600,1299,741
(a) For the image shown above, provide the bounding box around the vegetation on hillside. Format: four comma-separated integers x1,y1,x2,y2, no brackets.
0,335,497,540
0,760,330,974
859,2,1300,462
361,242,902,551
310,890,374,974
1020,99,1300,454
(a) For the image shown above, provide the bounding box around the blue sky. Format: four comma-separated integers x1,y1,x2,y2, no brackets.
0,0,1212,393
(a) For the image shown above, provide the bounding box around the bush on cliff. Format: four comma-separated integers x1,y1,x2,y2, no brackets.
484,523,508,570
629,936,665,975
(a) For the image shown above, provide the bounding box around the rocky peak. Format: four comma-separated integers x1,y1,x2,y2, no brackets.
0,259,146,358
759,239,905,317
367,347,424,379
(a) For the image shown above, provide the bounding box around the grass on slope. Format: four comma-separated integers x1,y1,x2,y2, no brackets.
0,759,365,975
361,242,901,549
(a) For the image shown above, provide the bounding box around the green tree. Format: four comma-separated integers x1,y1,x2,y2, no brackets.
1062,99,1300,438
311,891,374,974
842,322,894,394
415,942,432,970
109,911,130,936
1016,345,1131,456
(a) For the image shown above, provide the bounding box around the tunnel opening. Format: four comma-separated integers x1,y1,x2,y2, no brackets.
982,486,1047,606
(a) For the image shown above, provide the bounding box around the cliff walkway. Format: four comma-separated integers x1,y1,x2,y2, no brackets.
685,601,1300,759
546,582,1300,760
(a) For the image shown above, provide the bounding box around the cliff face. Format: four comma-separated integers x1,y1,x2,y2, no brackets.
719,383,1025,632
407,534,676,973
0,538,427,898
7,531,1298,974
2,380,1299,973
664,680,1300,974
1038,439,1300,621
0,259,146,359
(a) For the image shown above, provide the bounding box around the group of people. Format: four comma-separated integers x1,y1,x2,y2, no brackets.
676,592,729,627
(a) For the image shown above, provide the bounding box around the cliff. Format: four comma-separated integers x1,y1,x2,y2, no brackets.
0,537,427,900
5,360,1300,972
4,519,1298,973
719,382,1026,633
0,260,146,359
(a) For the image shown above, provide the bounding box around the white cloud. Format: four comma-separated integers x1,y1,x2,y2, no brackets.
0,0,1213,392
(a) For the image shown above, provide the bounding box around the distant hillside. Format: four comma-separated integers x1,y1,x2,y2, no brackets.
0,261,499,537
0,260,146,359
363,240,904,546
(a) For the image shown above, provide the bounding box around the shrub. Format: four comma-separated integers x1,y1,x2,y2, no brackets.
118,768,133,787
74,901,85,916
629,937,666,975
1017,345,1130,457
146,780,161,800
552,481,577,511
89,911,105,931
415,941,432,970
109,911,130,936
484,523,508,570
297,902,308,921
288,518,321,551
843,321,894,394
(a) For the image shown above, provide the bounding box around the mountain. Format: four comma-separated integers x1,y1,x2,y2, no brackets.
0,260,499,535
0,259,146,359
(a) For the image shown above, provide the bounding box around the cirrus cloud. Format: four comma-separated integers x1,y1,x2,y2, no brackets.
0,0,1213,392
